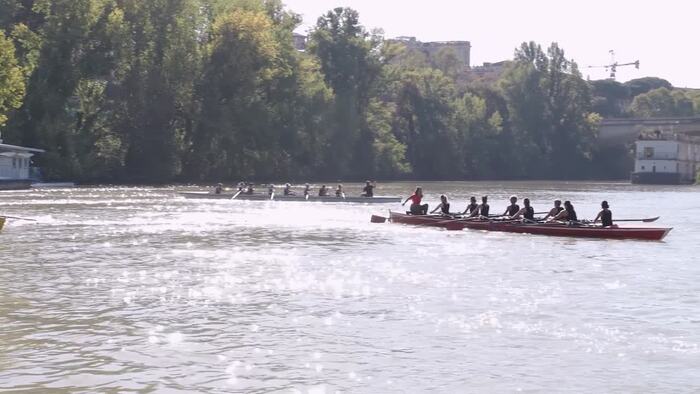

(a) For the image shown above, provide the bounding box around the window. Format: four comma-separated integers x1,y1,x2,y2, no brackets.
644,147,654,158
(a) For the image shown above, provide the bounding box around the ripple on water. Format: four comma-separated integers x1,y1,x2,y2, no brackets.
1,183,699,392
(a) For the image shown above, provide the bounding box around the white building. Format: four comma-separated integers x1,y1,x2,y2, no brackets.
0,137,44,189
632,132,700,184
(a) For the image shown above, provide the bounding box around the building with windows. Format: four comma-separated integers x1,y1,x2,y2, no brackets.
389,36,471,70
0,137,44,190
631,131,700,184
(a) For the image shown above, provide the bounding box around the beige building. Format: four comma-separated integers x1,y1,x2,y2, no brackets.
632,131,700,184
390,36,471,70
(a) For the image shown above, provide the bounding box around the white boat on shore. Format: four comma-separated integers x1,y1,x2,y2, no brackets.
180,191,401,204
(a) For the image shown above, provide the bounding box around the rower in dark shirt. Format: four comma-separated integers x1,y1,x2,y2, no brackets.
245,183,254,195
479,196,490,217
362,181,375,197
318,185,329,197
214,183,223,195
550,200,578,222
430,195,451,215
594,200,614,227
510,198,535,220
462,196,479,217
284,183,294,196
503,196,520,217
543,200,564,220
335,184,344,198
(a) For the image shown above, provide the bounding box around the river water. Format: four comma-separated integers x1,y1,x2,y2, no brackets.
1,182,699,393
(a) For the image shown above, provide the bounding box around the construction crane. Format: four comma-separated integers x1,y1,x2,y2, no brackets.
587,50,639,80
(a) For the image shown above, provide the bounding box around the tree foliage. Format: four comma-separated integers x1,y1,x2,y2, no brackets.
0,30,25,128
1,1,682,182
630,87,696,118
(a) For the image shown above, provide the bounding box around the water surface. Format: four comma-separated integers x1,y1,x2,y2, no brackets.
1,182,699,392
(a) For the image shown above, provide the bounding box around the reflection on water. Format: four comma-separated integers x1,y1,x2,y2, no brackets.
1,182,699,392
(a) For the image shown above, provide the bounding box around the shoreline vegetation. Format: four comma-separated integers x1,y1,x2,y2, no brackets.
1,1,699,184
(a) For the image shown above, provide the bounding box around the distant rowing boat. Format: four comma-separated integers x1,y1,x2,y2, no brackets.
387,211,672,241
180,192,401,204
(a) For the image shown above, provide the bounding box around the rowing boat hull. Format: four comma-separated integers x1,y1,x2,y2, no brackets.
388,211,672,241
181,192,401,204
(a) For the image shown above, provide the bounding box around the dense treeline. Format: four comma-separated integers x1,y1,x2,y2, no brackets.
0,1,698,183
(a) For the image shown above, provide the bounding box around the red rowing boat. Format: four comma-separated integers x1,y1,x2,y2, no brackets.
387,211,672,241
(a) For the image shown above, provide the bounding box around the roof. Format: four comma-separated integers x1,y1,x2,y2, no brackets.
0,143,45,153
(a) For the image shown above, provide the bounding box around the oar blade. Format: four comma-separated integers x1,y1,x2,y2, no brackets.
371,215,387,224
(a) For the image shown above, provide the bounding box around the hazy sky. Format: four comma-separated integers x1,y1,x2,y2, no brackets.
283,0,699,88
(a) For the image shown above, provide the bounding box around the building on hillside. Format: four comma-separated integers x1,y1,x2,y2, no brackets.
293,33,307,51
463,61,510,84
631,131,700,184
0,136,45,190
389,36,471,70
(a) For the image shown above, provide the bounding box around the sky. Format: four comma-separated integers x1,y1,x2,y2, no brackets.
282,0,699,88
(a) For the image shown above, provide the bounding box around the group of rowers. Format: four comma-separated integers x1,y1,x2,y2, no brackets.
215,181,377,198
401,187,614,226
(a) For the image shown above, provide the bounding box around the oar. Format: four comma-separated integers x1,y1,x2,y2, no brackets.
270,191,275,200
231,190,243,200
371,214,387,223
615,216,660,223
1,215,37,222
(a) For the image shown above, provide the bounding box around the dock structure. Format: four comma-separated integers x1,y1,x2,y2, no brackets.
0,136,45,190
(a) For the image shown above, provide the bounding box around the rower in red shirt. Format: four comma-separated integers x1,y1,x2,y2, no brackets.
402,187,429,215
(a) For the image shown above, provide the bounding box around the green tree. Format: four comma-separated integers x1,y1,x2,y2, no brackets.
0,30,25,128
309,7,383,177
624,77,672,97
187,7,281,180
500,41,597,178
589,79,630,118
630,87,695,118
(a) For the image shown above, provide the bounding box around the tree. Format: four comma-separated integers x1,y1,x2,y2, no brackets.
589,79,630,118
187,7,281,180
391,68,460,179
630,87,695,118
0,30,25,128
624,77,673,97
500,41,597,178
309,7,383,177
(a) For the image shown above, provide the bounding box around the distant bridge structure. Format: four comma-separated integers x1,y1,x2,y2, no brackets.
598,117,700,146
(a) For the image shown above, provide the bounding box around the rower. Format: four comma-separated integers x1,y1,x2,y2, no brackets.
237,182,245,192
478,196,490,218
430,195,451,215
550,200,578,222
303,183,311,197
402,187,428,215
319,185,329,197
284,183,294,196
510,198,535,221
503,196,520,217
362,180,375,198
268,184,275,197
214,183,223,195
594,200,614,227
462,196,479,217
543,200,564,220
245,183,255,195
335,184,344,198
